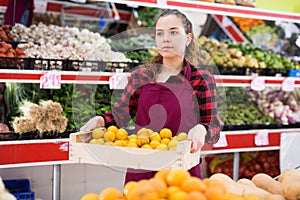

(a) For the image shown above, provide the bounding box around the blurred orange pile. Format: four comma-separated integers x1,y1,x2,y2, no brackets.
0,41,25,57
81,169,262,200
0,25,14,41
232,17,265,32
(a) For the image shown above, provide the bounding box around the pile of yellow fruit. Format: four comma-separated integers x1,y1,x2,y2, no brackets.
87,126,188,151
81,169,262,200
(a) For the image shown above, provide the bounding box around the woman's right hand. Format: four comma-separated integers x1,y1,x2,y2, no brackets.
80,116,105,132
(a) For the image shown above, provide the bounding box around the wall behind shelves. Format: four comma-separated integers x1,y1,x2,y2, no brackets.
256,0,300,13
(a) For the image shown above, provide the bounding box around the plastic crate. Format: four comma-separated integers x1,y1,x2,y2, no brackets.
0,56,141,72
217,65,247,75
259,68,290,77
3,179,35,200
0,56,25,69
289,69,300,77
69,132,201,171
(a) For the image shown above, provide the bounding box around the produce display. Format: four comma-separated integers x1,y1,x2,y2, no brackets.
197,36,300,72
135,7,163,28
0,25,14,41
85,126,187,150
206,151,280,179
11,23,130,62
198,0,256,6
247,88,300,124
0,41,25,58
209,169,300,200
231,17,265,32
81,168,300,200
3,83,112,132
108,33,155,62
224,87,276,125
12,100,68,137
244,25,279,47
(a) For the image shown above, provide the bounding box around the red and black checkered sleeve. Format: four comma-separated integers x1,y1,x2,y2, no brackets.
101,69,147,128
191,69,223,144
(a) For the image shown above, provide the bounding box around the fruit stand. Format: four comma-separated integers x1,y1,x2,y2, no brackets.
0,0,300,199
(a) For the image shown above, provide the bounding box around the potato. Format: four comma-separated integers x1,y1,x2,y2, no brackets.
282,175,300,200
237,178,257,188
278,168,300,183
252,173,284,195
210,173,272,200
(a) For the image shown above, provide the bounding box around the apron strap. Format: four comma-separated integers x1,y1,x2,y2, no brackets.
185,62,192,82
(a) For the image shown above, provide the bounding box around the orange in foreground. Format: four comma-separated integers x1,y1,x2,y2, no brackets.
99,187,123,200
166,169,191,187
81,193,99,200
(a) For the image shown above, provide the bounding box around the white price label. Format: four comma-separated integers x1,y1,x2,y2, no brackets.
157,0,167,7
250,77,265,91
34,1,47,13
213,133,228,148
254,130,269,146
40,71,61,89
282,77,295,92
109,73,129,89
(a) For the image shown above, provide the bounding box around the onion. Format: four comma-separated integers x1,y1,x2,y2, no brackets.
0,123,9,132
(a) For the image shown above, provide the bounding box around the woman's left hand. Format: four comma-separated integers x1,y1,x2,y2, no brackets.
187,124,207,153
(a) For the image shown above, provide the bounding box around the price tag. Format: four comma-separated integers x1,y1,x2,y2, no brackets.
254,130,269,146
157,0,167,7
109,73,129,89
213,132,228,148
282,77,295,92
34,1,47,13
250,77,265,91
40,71,61,89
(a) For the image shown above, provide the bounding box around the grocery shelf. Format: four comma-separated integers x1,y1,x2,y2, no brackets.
202,128,300,154
32,0,300,23
0,138,70,168
36,0,132,24
215,75,300,87
0,70,112,85
0,128,299,184
1,69,300,87
89,0,300,23
0,128,299,167
202,128,300,180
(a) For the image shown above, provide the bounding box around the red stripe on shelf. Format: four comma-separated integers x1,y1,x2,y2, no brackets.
0,73,111,82
216,78,251,84
201,132,282,151
0,142,69,165
0,73,42,80
61,74,111,81
226,26,245,43
63,6,108,18
130,0,157,3
215,15,223,22
46,2,63,12
46,2,131,21
168,1,300,21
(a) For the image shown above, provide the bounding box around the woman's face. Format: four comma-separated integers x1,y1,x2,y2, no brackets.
155,15,191,59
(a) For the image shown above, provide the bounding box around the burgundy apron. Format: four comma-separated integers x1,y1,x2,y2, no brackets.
125,64,201,183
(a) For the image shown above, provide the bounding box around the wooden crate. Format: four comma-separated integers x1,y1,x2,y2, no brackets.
69,132,201,171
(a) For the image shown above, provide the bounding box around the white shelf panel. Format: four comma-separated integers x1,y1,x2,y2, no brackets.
92,0,300,23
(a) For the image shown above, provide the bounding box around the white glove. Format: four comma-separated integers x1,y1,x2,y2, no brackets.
80,116,103,132
188,124,207,153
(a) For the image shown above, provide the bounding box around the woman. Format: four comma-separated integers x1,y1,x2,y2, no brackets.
81,9,222,182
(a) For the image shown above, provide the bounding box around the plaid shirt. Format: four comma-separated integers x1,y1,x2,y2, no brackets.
102,61,222,144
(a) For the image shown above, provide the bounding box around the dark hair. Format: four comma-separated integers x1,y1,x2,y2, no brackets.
149,9,200,66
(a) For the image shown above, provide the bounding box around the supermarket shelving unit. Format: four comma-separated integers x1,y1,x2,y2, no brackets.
1,0,300,198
